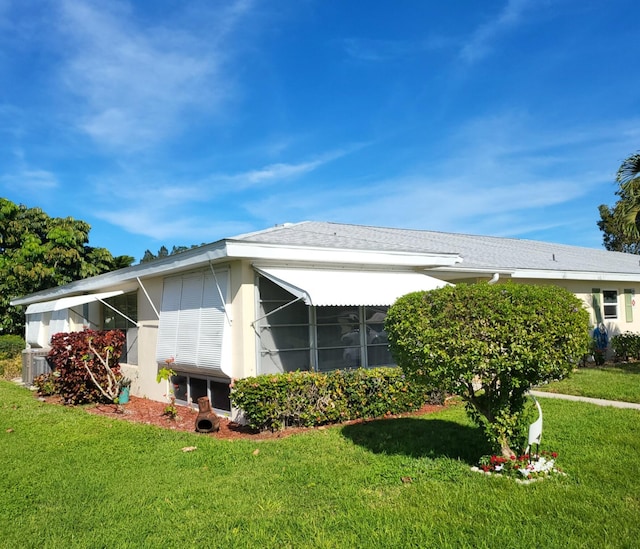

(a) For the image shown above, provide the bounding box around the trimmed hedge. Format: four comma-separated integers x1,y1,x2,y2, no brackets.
0,335,25,360
230,367,442,431
611,332,640,361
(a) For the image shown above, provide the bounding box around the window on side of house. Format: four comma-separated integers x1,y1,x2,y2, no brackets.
257,275,396,373
603,290,618,319
156,268,230,374
102,292,138,365
315,305,394,371
171,372,231,413
365,306,393,367
257,276,311,374
316,306,361,371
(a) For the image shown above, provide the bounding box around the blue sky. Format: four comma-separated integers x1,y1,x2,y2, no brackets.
1,0,639,262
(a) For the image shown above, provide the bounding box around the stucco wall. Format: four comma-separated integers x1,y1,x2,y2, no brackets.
228,261,258,380
119,277,164,401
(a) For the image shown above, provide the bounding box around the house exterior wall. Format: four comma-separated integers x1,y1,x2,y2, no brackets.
120,277,163,401
228,260,258,380
18,252,640,406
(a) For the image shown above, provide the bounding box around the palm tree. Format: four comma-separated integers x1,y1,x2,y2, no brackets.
616,152,640,237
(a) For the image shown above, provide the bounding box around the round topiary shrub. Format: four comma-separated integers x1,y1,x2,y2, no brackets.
385,282,590,457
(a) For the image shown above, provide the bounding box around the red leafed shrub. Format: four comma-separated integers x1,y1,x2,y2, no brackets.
47,329,125,405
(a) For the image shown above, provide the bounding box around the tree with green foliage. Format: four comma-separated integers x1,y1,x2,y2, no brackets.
598,151,640,252
139,244,203,263
0,198,134,335
385,282,590,458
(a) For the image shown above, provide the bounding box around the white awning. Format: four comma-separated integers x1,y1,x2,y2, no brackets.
25,290,124,315
255,267,449,306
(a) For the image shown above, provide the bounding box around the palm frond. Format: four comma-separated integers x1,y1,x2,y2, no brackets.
616,152,640,186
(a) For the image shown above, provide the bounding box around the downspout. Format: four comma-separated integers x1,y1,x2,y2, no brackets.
488,273,500,285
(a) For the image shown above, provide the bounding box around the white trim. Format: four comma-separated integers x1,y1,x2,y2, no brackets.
510,270,640,282
25,290,124,314
227,241,462,268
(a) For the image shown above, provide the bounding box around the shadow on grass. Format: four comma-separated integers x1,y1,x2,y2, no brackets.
341,416,492,465
611,364,640,374
581,363,640,374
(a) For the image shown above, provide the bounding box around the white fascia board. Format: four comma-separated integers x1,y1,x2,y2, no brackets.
225,241,462,268
431,267,515,278
510,270,640,282
434,266,640,283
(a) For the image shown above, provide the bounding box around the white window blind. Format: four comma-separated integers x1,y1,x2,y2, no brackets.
25,313,47,348
156,269,229,374
49,310,69,340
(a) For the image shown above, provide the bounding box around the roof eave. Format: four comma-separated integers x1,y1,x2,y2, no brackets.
226,240,462,268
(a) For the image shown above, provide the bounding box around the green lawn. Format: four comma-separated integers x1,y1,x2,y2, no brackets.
1,380,640,548
536,363,640,404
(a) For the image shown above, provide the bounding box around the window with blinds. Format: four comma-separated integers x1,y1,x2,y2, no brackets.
156,268,230,374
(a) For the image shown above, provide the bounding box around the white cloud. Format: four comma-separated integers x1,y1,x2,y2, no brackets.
55,0,252,150
221,146,360,188
0,167,59,192
94,206,251,242
459,0,534,63
242,113,636,243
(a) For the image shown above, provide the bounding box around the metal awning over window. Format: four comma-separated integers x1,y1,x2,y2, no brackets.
25,291,125,315
255,267,449,306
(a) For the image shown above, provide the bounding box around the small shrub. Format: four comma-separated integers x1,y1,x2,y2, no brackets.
33,372,59,396
611,332,640,361
47,329,125,405
0,355,23,380
0,335,25,360
231,367,442,431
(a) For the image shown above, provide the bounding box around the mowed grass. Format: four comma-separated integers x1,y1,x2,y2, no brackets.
1,380,640,548
536,363,640,404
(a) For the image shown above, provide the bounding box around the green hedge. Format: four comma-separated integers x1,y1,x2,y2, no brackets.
0,335,25,360
611,332,640,361
230,367,443,431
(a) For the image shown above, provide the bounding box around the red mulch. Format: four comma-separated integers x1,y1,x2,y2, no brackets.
39,394,445,440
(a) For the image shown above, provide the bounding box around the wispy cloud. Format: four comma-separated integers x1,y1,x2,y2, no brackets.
242,113,636,246
94,206,252,242
55,0,253,151
219,145,363,188
0,147,60,193
459,0,534,63
0,167,59,192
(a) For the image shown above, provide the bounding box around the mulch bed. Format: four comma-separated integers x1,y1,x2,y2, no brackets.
39,394,445,440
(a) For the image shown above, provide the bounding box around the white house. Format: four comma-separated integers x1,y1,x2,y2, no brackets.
11,221,640,415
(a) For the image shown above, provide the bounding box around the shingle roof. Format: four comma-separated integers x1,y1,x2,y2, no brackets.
233,221,640,276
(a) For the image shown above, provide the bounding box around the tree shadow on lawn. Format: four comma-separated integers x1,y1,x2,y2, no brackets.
612,363,640,374
341,416,492,465
583,363,640,374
